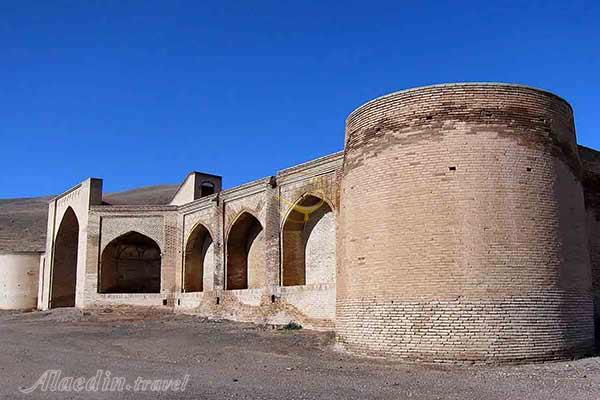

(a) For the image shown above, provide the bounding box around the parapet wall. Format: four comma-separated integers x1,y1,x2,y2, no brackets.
337,83,594,363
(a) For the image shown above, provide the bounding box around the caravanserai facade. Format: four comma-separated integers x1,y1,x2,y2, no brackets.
4,83,600,364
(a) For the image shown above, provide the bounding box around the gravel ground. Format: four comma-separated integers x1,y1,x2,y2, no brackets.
0,307,598,399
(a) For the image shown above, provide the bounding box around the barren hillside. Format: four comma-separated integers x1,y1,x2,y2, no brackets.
0,185,178,253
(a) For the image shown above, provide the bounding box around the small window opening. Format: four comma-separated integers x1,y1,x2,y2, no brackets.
449,166,457,171
200,181,215,197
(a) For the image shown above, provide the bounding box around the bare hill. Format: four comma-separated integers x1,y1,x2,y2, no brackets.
0,185,178,253
0,196,52,253
103,185,179,206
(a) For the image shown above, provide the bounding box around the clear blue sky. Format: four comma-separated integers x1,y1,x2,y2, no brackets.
1,1,598,198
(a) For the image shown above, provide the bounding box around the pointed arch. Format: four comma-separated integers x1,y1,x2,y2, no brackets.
280,192,336,229
282,194,336,286
51,207,79,308
226,211,264,290
184,222,214,292
99,231,161,293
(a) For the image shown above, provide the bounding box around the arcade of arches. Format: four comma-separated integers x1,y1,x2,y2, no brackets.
185,195,336,292
60,197,336,299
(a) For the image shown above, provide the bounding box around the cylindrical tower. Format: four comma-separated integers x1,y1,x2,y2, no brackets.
337,83,594,363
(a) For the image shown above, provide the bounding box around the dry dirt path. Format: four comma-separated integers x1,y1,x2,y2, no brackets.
0,308,598,399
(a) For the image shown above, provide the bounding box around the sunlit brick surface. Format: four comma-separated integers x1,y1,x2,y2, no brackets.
337,84,594,363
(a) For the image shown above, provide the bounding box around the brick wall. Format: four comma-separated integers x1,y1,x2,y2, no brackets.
72,158,341,329
579,145,600,347
338,83,594,363
85,205,178,307
38,178,102,310
171,157,341,328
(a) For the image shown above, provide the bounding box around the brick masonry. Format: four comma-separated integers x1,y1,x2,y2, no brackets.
35,83,599,364
579,146,600,345
338,83,594,363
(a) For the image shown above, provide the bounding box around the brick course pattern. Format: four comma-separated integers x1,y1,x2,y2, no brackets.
33,83,599,364
338,83,594,363
579,146,600,345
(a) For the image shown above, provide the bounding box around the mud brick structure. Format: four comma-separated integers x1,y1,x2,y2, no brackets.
2,83,599,364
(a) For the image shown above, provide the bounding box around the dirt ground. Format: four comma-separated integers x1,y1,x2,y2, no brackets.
0,307,598,399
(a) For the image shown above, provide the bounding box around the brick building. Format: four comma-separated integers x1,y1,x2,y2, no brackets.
2,83,599,364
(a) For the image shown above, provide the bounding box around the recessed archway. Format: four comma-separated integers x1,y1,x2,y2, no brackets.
282,195,336,286
99,232,161,293
184,223,214,292
226,212,264,290
51,207,79,308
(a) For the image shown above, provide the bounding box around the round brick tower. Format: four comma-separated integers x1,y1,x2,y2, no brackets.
337,83,594,363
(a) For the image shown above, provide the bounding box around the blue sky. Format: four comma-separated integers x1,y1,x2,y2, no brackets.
1,1,598,198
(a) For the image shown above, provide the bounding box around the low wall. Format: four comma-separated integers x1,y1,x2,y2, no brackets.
93,293,169,307
0,252,41,310
174,285,336,330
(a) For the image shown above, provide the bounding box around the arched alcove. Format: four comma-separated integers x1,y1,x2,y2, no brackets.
99,231,161,293
282,195,336,286
51,207,79,308
184,223,214,292
226,212,264,290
